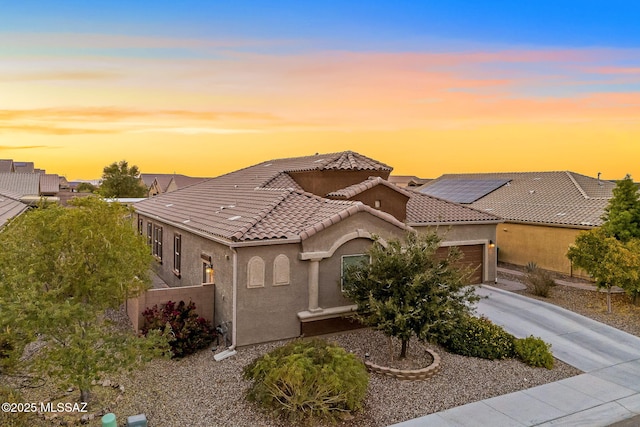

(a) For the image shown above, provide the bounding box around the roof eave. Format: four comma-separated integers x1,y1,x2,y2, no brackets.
407,219,503,227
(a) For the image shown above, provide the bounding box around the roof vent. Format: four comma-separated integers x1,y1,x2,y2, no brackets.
263,163,272,167
533,177,541,180
228,215,241,221
529,190,535,194
183,219,190,223
556,212,566,216
165,203,174,207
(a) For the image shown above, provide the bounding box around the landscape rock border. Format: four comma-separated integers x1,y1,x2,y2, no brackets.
365,348,440,380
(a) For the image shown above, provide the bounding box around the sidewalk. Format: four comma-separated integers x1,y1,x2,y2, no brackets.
392,286,640,426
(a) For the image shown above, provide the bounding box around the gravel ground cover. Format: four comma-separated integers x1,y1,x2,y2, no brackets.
15,268,640,427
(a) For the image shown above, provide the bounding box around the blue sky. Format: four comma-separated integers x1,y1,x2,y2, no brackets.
1,1,639,180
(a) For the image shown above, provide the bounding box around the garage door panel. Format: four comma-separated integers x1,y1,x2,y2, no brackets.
436,244,484,284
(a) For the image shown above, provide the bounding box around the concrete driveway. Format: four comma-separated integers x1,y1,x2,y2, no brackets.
393,285,640,426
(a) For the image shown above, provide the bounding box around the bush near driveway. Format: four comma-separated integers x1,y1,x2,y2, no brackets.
439,315,516,360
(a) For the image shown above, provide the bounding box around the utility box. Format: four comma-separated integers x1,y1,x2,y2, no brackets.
127,414,148,427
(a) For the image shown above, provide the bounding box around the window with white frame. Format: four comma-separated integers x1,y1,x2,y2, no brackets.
152,225,163,260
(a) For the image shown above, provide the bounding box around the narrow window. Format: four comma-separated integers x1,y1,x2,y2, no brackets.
173,233,181,276
341,254,370,291
247,256,265,288
138,217,144,235
146,222,152,247
153,225,163,261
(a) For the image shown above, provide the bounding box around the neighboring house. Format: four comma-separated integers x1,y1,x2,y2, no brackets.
388,175,431,188
0,160,15,173
0,172,61,204
417,171,615,277
0,189,28,228
140,173,209,197
13,161,35,173
135,151,500,347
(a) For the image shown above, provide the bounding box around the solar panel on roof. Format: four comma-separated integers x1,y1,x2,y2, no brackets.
420,179,510,203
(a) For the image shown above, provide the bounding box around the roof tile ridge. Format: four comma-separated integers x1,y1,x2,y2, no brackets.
565,171,589,199
408,190,502,220
230,188,293,241
299,202,412,240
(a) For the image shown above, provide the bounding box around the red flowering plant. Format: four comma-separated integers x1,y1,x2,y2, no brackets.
142,300,217,358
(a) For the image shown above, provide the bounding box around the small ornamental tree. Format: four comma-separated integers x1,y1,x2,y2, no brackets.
0,197,169,402
342,232,479,359
568,175,640,308
568,229,640,311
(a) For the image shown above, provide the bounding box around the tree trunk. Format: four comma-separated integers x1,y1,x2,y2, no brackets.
606,289,612,314
80,388,90,403
399,339,408,359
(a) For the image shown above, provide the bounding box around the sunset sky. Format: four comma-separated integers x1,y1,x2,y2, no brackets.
1,1,639,180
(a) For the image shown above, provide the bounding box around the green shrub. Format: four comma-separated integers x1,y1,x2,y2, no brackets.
142,300,217,358
440,316,515,360
524,262,556,297
514,336,554,369
243,338,369,424
0,386,39,426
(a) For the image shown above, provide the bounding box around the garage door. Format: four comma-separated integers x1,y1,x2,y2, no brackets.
436,244,484,284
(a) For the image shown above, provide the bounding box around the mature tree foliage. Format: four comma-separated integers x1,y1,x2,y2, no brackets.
99,160,147,198
568,229,640,311
342,232,479,359
76,182,97,193
0,197,168,401
601,174,640,242
568,175,640,310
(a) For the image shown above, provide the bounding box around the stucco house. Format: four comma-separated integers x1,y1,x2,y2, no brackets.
418,171,615,277
140,173,209,197
134,151,500,347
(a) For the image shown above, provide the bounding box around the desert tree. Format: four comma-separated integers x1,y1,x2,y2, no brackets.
342,231,479,359
0,197,168,402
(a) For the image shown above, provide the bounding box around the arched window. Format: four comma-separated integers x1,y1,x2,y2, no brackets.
273,254,290,286
247,256,265,288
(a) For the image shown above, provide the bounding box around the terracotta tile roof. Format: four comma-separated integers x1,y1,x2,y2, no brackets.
0,173,40,197
406,191,501,224
171,175,209,189
418,171,615,227
262,172,304,190
0,160,14,173
327,176,412,199
136,151,402,242
0,190,27,227
39,174,60,194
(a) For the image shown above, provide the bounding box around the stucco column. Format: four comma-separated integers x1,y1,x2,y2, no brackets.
308,258,322,312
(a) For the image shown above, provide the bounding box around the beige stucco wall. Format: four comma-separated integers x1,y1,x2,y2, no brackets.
497,222,590,278
126,283,215,332
236,212,408,346
235,243,307,346
137,214,234,331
